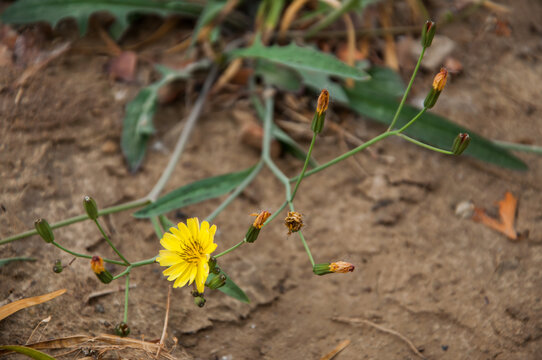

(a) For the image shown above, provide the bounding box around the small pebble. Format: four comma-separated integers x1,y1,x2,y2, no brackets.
455,200,474,219
94,303,105,313
441,345,449,351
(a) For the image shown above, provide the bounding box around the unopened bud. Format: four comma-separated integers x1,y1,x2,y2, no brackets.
83,196,99,220
207,274,227,290
245,211,272,243
114,322,130,337
424,68,448,109
208,257,217,273
421,20,436,48
311,89,329,135
53,259,63,273
452,133,470,155
35,218,54,243
212,265,221,275
90,256,113,284
284,211,303,235
329,261,355,273
313,263,333,276
194,296,206,308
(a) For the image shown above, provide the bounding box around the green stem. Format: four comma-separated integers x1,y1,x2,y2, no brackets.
206,161,264,223
396,134,454,155
493,140,542,155
0,198,150,245
214,240,245,259
147,65,219,202
290,131,395,182
297,231,315,267
94,219,130,265
264,200,288,225
396,108,427,133
387,46,427,131
124,274,130,323
151,217,163,238
51,241,126,266
290,134,317,201
113,256,157,280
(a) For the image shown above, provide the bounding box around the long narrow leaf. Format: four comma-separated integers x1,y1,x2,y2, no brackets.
0,345,56,360
344,82,527,170
231,40,369,81
206,271,249,303
0,257,36,267
1,0,203,39
134,166,257,218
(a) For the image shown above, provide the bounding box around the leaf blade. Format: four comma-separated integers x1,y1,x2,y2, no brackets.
0,345,57,360
134,166,257,218
206,271,249,303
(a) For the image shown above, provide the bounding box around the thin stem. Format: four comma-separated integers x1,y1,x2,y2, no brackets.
0,197,150,245
124,274,130,323
284,25,419,40
147,65,219,201
290,131,395,182
493,140,542,155
290,134,317,201
214,240,245,258
51,242,126,266
94,219,130,265
205,161,264,223
151,217,164,238
261,91,274,159
396,134,454,155
297,231,315,267
396,108,427,133
387,46,427,131
112,256,157,280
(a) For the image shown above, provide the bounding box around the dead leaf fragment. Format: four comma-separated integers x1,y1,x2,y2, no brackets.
472,191,518,240
320,339,350,360
0,289,66,321
107,51,138,82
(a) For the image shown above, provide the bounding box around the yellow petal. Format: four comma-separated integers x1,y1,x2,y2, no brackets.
199,221,210,248
187,265,197,285
163,262,189,280
203,242,217,254
160,232,181,251
187,218,199,241
195,261,209,293
172,264,194,288
209,224,217,240
171,223,190,244
157,250,182,266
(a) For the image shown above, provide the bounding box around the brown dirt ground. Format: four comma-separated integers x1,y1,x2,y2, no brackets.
2,0,542,359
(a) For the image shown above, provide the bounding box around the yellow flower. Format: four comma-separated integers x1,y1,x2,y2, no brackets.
157,218,217,293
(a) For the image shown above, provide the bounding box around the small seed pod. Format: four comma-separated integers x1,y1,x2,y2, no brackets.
194,296,206,308
208,257,217,273
207,274,227,290
452,133,470,155
35,218,54,243
115,322,130,337
421,20,436,48
90,256,113,284
83,196,99,220
311,89,329,135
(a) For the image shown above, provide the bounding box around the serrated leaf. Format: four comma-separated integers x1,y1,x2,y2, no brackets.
344,82,527,170
231,41,369,81
121,60,210,171
1,0,203,40
0,345,56,360
134,166,257,218
0,257,36,268
206,271,249,303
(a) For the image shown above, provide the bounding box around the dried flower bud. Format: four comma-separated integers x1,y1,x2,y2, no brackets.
83,196,99,220
90,256,113,284
424,68,448,109
207,274,227,290
421,20,436,48
53,260,63,273
194,296,206,308
311,89,329,135
245,211,272,243
284,211,303,235
35,218,54,243
251,211,271,229
452,133,470,155
329,261,355,273
115,322,130,337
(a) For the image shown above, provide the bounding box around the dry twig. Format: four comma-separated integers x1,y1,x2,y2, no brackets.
156,285,172,359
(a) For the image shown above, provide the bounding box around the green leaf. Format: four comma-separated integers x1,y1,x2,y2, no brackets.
363,66,406,98
190,0,226,47
1,0,203,40
134,166,257,218
231,40,369,81
121,61,210,171
206,271,249,303
158,215,176,230
0,257,36,268
297,69,349,104
255,60,302,92
0,345,56,360
344,82,527,170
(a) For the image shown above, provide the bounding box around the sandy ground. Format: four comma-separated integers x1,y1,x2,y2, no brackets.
1,1,542,359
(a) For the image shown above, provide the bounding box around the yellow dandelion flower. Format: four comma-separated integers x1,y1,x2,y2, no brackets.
156,218,217,293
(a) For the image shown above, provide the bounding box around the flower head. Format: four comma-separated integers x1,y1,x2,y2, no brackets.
90,256,113,284
156,218,217,293
316,89,329,116
251,211,271,229
432,68,448,91
329,261,355,273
